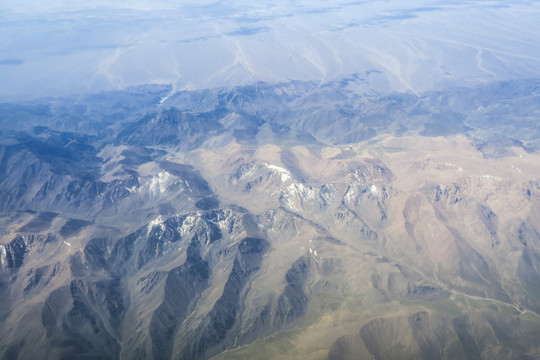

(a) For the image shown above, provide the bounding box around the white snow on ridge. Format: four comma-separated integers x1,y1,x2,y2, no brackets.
265,163,292,182
479,175,503,182
141,171,184,197
370,184,381,198
147,215,165,235
281,181,323,212
149,215,163,228
286,182,316,201
149,171,172,194
0,245,7,267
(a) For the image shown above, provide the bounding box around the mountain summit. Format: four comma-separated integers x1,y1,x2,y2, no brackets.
1,78,540,359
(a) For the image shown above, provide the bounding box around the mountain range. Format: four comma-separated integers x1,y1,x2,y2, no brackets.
1,77,540,359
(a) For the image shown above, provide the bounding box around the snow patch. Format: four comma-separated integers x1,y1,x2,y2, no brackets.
370,184,381,197
0,246,7,267
282,182,317,211
149,215,163,228
140,171,183,197
147,215,165,235
344,186,358,203
149,171,172,195
479,175,503,183
179,216,197,236
264,163,291,182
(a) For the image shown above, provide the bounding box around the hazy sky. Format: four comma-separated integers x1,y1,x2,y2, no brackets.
2,0,540,100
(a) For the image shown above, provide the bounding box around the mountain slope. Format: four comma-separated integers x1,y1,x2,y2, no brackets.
1,78,540,359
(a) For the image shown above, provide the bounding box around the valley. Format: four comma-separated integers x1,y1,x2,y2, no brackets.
1,78,540,359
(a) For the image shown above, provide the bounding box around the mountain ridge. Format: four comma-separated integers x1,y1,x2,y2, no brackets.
1,78,540,359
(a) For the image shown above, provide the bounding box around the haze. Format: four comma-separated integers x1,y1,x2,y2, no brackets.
2,0,540,101
3,1,540,359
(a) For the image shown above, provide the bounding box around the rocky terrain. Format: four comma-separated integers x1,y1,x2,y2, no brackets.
1,78,540,359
